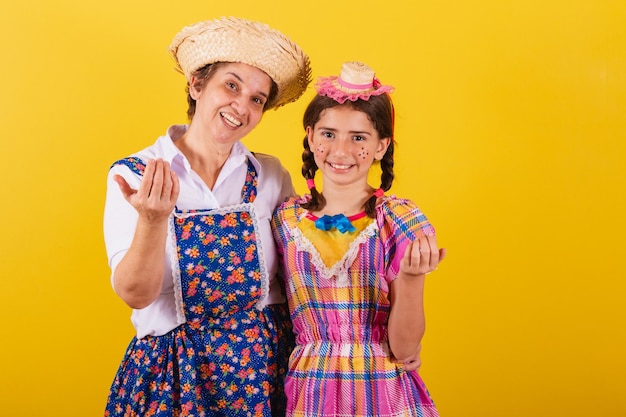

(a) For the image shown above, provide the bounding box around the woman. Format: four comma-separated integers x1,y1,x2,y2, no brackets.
103,17,310,417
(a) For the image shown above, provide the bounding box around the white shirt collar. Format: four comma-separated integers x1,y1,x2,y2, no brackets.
159,124,262,183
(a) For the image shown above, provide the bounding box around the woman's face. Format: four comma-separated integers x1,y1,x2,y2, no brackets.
190,62,272,146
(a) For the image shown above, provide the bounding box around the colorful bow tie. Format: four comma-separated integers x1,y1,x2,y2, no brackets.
314,214,356,233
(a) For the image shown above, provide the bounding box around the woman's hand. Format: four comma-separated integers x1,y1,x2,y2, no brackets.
112,158,180,309
114,158,179,221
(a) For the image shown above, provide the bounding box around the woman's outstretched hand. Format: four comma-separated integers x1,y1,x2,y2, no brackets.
111,159,180,308
114,158,179,221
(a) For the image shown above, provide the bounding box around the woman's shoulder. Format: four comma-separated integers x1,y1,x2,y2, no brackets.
109,142,161,173
252,152,285,172
251,151,279,163
251,153,292,193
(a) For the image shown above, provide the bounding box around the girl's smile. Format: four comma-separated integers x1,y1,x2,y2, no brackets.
307,105,390,188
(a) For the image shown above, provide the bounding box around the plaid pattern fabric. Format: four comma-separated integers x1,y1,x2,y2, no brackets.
271,196,439,417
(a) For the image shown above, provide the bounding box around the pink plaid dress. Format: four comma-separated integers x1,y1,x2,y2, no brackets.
271,195,440,417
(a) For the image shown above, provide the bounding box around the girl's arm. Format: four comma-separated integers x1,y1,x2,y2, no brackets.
387,234,444,362
112,159,179,309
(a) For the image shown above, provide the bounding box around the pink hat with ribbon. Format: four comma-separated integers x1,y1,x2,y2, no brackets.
314,61,394,104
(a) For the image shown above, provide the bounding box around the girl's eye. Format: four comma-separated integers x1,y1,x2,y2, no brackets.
353,135,365,142
322,131,334,139
227,82,237,90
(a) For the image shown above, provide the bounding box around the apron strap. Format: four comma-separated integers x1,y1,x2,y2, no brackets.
241,159,258,203
110,156,146,176
111,156,258,205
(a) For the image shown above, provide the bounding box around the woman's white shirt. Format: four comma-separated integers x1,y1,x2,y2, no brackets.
103,125,295,338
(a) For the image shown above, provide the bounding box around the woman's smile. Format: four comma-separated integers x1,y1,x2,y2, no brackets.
220,111,243,128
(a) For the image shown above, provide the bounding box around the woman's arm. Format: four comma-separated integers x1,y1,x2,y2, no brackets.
111,159,179,309
387,234,445,362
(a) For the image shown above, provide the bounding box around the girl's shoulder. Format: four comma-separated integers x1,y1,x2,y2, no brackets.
376,195,435,237
276,194,308,209
377,195,422,219
378,194,417,211
273,194,309,222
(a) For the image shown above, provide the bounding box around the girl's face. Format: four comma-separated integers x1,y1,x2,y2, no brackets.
307,105,390,189
190,62,272,146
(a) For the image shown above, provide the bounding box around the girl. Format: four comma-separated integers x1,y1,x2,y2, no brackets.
271,62,444,417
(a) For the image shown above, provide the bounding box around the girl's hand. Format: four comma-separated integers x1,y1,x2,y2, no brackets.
399,234,446,278
394,351,422,372
113,158,179,222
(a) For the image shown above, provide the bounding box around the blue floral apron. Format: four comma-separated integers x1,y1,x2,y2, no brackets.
105,157,293,417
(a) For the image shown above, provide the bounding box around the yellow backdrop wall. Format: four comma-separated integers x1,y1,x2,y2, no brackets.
1,0,624,416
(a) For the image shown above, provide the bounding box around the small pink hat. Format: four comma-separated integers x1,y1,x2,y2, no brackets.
315,61,394,104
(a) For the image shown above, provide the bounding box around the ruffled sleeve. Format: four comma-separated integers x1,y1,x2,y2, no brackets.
376,196,436,283
271,196,303,257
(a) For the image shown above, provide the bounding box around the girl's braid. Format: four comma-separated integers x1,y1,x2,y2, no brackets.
364,140,395,217
301,135,326,211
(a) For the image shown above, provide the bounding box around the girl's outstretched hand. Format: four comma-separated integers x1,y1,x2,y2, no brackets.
400,234,446,278
113,158,179,222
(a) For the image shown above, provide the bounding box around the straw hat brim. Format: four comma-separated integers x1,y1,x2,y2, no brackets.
169,17,311,109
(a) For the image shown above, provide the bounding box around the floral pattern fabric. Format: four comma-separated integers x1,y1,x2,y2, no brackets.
105,157,292,417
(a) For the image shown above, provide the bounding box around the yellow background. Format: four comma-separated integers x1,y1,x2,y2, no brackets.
1,0,624,416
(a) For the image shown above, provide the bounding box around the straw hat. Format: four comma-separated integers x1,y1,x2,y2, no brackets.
315,61,394,104
169,16,311,109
